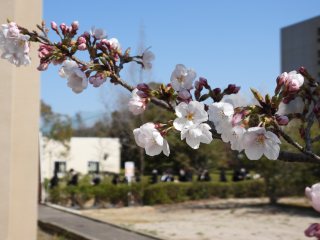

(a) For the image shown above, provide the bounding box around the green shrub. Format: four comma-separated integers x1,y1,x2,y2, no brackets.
232,180,266,198
48,178,267,207
143,183,172,205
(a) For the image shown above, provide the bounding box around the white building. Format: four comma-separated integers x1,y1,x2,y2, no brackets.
40,136,121,179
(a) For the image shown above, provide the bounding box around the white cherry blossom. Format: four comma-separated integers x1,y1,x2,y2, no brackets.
181,123,213,149
243,127,281,160
133,123,170,156
208,102,234,134
142,50,155,70
90,27,106,39
223,126,246,151
173,101,208,131
59,60,88,93
305,183,320,212
0,22,31,66
108,38,121,52
277,97,304,115
170,64,196,91
128,89,147,115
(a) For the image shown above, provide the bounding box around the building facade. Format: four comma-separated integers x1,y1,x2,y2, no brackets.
40,136,121,180
281,16,320,79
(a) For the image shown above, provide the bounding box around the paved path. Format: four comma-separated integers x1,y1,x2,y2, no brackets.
38,205,159,240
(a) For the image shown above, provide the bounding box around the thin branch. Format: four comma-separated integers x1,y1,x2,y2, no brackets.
111,74,174,112
305,111,315,151
278,151,320,164
276,126,320,162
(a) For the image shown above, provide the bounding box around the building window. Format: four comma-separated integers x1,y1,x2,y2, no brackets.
88,161,100,173
54,161,66,174
318,27,320,36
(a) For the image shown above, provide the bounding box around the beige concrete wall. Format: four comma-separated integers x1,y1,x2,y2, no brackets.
0,0,42,239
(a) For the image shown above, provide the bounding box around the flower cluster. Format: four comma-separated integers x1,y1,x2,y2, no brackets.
133,123,170,156
59,60,88,93
1,20,313,162
0,22,31,66
174,101,212,149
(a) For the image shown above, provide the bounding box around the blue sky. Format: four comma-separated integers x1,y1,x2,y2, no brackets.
42,0,320,121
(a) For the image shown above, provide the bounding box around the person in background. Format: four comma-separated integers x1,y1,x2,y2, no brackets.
49,170,59,189
92,174,101,186
112,174,120,185
198,169,211,182
67,169,80,207
67,169,79,186
178,169,188,182
150,169,158,184
219,168,227,182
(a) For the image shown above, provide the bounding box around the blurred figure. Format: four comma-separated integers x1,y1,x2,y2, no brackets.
178,169,187,182
185,168,193,182
219,168,227,182
198,169,211,182
161,170,174,182
150,169,158,184
92,174,101,207
232,169,241,182
92,174,101,186
67,169,80,207
240,168,248,180
67,169,79,186
112,174,120,185
49,170,59,189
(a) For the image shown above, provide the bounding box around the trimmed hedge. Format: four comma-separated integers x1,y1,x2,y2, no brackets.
48,180,266,207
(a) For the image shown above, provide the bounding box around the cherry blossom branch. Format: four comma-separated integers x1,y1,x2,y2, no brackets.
110,74,174,112
2,20,320,164
278,151,320,164
305,111,315,151
276,126,320,162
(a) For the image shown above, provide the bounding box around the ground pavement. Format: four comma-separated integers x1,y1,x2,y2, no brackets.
38,205,160,240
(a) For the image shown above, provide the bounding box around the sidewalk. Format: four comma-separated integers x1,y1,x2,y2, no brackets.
38,205,160,240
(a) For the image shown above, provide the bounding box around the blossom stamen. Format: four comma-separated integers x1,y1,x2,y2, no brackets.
256,134,266,145
186,112,194,120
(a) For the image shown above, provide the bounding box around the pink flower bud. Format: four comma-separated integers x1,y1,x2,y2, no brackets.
225,84,240,94
51,21,58,31
298,66,306,75
78,43,87,50
89,73,106,87
71,21,79,31
276,115,289,125
195,80,203,91
66,26,72,34
136,90,149,98
213,88,221,95
305,223,320,239
178,89,192,100
82,31,90,39
199,77,209,88
77,37,86,44
37,62,49,71
276,72,287,86
137,83,150,92
60,23,66,32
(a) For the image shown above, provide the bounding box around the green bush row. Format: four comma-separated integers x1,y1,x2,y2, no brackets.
48,180,267,207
